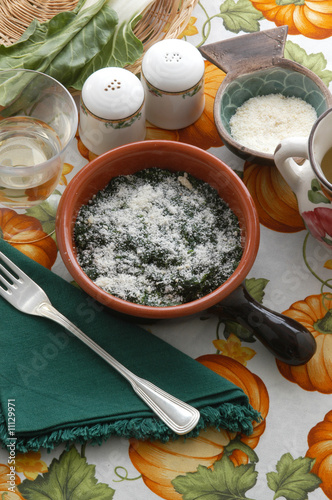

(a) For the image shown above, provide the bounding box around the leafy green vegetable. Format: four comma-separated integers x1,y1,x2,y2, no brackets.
172,455,258,500
0,0,154,103
18,446,115,499
61,0,152,89
266,453,321,500
74,168,243,306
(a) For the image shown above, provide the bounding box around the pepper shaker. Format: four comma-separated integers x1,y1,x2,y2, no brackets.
141,39,205,130
79,67,146,155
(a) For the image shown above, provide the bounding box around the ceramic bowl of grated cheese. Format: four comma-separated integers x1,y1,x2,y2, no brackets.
199,27,332,165
214,69,331,164
55,140,260,320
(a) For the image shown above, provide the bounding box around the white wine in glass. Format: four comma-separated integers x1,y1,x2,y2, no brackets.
0,69,78,209
0,117,62,207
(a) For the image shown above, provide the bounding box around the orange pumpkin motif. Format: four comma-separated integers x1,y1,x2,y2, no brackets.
177,61,225,150
0,208,57,269
0,464,25,500
76,134,98,162
249,0,332,39
130,427,236,500
306,410,332,498
25,172,60,203
197,355,269,465
243,161,305,233
129,354,269,500
145,123,179,142
276,293,332,393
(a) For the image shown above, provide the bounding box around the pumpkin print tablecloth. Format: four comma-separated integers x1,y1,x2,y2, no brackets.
1,1,332,499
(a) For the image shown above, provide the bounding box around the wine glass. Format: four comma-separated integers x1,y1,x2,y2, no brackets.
0,69,78,245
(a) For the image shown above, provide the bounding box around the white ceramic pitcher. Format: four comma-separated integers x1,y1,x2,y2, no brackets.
274,107,332,250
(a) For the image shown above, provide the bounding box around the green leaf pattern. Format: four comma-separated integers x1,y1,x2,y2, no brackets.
18,447,115,499
222,278,269,342
2,0,331,499
284,40,332,87
196,0,332,87
267,453,321,500
171,452,321,500
308,178,331,204
172,456,258,500
218,0,263,33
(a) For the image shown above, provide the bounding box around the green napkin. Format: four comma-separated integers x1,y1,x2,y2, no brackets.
0,239,261,452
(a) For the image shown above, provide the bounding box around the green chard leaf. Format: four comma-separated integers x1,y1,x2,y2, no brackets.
266,453,321,500
17,446,115,500
172,455,258,500
72,12,144,88
46,5,120,86
284,40,332,87
218,0,263,34
0,0,108,72
0,0,154,98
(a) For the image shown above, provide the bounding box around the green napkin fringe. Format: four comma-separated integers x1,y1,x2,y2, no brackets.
0,402,261,453
0,240,262,453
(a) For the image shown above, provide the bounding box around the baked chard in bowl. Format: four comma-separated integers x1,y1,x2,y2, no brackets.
74,167,243,308
56,140,316,365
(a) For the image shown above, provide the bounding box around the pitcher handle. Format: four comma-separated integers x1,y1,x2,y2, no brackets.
274,137,310,193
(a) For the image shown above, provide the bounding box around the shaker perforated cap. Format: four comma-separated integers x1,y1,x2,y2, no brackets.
142,39,205,93
81,67,145,120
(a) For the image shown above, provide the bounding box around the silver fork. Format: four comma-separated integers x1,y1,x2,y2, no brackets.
0,251,200,435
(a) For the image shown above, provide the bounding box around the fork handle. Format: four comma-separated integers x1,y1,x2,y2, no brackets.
36,302,200,435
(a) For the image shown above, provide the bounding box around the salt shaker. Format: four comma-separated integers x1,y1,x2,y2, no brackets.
79,67,146,155
141,39,205,130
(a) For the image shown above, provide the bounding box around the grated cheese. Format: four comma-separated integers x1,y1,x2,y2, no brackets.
229,94,317,154
74,169,243,307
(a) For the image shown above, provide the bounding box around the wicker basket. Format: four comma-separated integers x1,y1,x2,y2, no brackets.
0,0,198,73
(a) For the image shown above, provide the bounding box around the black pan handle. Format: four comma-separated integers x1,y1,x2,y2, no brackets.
213,284,316,366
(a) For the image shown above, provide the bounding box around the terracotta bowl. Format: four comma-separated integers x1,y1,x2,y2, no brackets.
56,140,259,320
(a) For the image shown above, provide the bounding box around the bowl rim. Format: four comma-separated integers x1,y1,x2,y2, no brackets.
56,140,260,319
213,59,332,164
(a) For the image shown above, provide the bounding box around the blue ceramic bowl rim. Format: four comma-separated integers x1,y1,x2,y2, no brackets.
213,59,332,163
